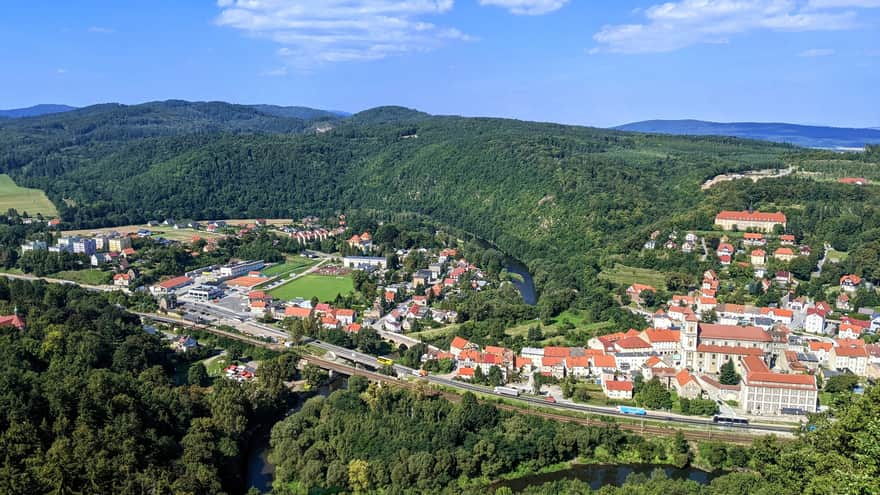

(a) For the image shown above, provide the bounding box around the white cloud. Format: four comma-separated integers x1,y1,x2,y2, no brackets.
215,0,471,66
56,68,67,74
478,0,568,15
798,47,835,56
88,26,114,34
592,0,860,54
807,0,880,8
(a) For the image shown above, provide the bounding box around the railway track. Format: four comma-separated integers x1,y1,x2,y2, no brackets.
138,313,779,444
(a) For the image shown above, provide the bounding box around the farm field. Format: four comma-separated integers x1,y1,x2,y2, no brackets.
599,263,667,289
0,174,58,216
268,274,354,302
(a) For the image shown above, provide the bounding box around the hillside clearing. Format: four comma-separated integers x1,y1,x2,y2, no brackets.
0,174,58,216
599,263,667,289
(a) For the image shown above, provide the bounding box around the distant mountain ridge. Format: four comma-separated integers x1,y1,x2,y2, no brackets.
614,119,880,149
0,104,77,119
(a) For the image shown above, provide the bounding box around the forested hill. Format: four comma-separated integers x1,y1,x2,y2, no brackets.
0,102,792,270
0,104,77,119
615,119,880,149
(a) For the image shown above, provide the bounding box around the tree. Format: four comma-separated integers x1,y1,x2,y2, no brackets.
187,362,210,386
824,373,859,394
527,325,543,342
640,289,656,308
348,459,371,493
720,360,741,385
635,377,672,410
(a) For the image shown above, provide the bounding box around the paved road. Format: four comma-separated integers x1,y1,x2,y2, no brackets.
0,271,114,292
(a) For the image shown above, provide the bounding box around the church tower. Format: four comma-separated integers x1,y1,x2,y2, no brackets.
680,314,699,368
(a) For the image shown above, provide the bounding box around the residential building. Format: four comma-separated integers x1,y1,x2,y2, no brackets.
151,276,193,295
601,375,634,400
625,283,656,304
674,369,702,399
804,308,826,334
714,210,787,232
113,273,132,287
108,237,132,253
342,256,387,270
774,247,796,262
830,340,868,376
0,314,26,330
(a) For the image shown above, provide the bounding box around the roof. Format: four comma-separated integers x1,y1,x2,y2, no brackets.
699,323,771,342
774,247,794,256
834,342,869,358
450,336,471,350
284,306,312,318
809,341,832,352
696,344,764,356
515,357,531,369
644,355,664,367
321,316,339,326
780,234,796,241
592,354,617,368
0,314,25,330
840,274,862,285
746,372,816,387
761,307,793,318
544,346,572,358
627,283,656,293
541,356,565,367
604,380,634,392
157,276,193,289
226,275,268,288
676,369,697,387
335,309,355,317
484,345,509,356
751,249,766,256
248,291,267,299
567,355,590,368
457,367,475,377
644,328,680,343
715,210,787,224
616,336,652,350
744,232,764,239
839,323,862,335
742,356,770,373
250,301,267,309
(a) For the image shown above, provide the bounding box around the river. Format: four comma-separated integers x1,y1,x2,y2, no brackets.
243,377,347,494
492,463,720,492
505,257,537,305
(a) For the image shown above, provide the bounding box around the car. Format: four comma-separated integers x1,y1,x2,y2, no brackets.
716,399,723,405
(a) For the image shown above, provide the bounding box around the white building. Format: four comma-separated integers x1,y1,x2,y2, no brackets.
804,309,826,334
219,260,265,278
342,256,387,270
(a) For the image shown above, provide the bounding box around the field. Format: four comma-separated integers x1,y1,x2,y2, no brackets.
50,269,112,285
262,258,317,278
826,249,849,263
0,174,58,216
599,263,667,289
268,274,354,302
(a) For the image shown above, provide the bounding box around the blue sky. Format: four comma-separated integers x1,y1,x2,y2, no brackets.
2,0,879,127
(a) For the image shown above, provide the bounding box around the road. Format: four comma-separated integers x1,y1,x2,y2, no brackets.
813,243,831,279
0,271,114,292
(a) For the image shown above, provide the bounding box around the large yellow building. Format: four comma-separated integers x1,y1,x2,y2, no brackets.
714,210,786,233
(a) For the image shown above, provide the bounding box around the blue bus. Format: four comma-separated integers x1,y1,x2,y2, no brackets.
618,406,647,416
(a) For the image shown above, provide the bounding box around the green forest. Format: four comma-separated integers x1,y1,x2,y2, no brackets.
0,278,299,495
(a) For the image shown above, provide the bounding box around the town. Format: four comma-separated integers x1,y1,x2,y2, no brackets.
4,207,877,426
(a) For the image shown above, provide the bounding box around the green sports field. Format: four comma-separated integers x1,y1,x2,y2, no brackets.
262,259,317,277
0,174,58,216
268,274,354,302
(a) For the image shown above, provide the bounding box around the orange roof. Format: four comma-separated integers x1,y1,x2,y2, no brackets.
335,309,355,317
451,336,471,350
779,234,796,241
284,306,312,318
251,301,267,309
544,346,572,358
676,369,696,387
227,275,269,288
114,273,130,280
458,367,475,377
122,247,136,255
616,336,651,350
838,177,868,185
484,345,509,356
592,354,617,368
716,210,786,223
644,355,664,367
839,323,862,335
347,323,362,333
696,344,764,356
774,247,794,256
744,232,764,239
808,341,832,352
515,357,531,369
699,323,771,342
321,316,339,326
840,274,862,286
157,276,192,289
248,291,267,299
644,328,680,343
761,307,793,318
747,372,816,387
834,341,869,358
567,355,590,368
628,283,657,293
604,380,633,392
742,356,770,373
0,314,26,329
751,249,766,256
